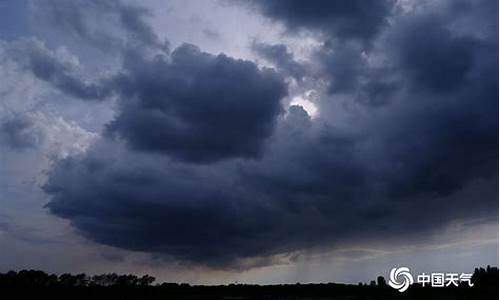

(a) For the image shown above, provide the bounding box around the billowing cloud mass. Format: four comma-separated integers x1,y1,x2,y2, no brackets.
245,0,396,42
251,42,306,81
0,115,41,149
107,45,287,163
3,0,496,269
27,41,113,100
32,0,168,52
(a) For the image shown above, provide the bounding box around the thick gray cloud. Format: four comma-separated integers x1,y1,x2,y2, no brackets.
16,0,289,164
0,116,41,149
8,39,287,163
315,41,366,94
27,42,113,100
390,15,480,93
37,0,499,268
1,38,114,101
42,110,372,267
251,42,306,81
243,0,398,99
43,99,497,267
245,0,395,42
33,0,168,52
107,44,287,163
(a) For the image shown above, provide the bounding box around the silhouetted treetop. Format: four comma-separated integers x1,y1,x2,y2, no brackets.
0,270,155,287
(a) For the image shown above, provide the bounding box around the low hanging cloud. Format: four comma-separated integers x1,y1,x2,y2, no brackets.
43,100,497,267
389,15,478,93
3,38,113,100
29,0,499,268
107,44,287,163
32,0,168,53
7,42,287,163
251,41,306,81
0,115,41,149
244,0,396,42
28,42,114,100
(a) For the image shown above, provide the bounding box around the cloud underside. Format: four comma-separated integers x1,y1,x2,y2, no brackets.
12,0,496,267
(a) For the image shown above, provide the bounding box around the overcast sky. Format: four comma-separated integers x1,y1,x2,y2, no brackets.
0,0,498,284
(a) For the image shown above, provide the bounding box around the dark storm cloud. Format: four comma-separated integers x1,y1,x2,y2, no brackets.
243,0,398,99
42,0,498,267
366,2,498,197
8,0,169,103
18,40,287,163
43,141,286,267
43,95,497,267
43,115,369,267
8,30,287,162
0,116,41,149
18,0,288,164
33,0,168,52
315,41,366,94
313,40,402,106
363,83,497,199
107,44,287,163
245,0,396,42
34,0,118,51
251,41,306,81
25,41,113,100
355,79,399,107
390,16,477,93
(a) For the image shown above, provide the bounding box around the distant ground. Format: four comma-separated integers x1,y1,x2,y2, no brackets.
1,266,497,299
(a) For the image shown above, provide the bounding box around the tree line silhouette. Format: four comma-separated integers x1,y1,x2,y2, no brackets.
471,265,499,288
0,270,155,287
0,265,497,299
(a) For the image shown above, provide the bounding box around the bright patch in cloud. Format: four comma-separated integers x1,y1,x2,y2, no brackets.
290,92,318,118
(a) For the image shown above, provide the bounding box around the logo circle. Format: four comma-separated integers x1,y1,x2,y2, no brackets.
388,267,414,292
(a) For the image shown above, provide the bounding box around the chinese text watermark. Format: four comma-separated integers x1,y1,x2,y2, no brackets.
388,267,473,292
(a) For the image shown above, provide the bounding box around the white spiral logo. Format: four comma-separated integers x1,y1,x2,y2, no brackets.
388,267,414,292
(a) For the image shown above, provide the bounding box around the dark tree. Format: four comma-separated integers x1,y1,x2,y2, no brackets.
377,276,386,287
139,275,155,286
